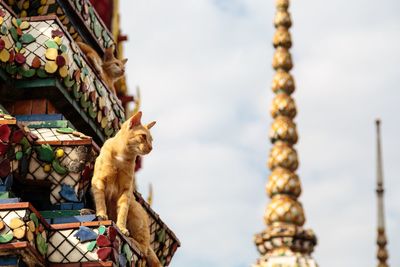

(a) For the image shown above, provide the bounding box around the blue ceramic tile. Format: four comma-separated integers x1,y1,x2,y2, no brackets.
73,226,98,242
0,198,20,204
3,174,13,190
73,202,84,210
119,253,128,267
75,214,96,222
59,184,79,202
60,203,73,210
52,215,96,224
0,256,18,265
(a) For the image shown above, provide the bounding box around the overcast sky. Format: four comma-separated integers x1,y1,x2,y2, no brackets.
120,0,400,266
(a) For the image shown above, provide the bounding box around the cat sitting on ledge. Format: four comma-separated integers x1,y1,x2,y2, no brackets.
91,111,160,267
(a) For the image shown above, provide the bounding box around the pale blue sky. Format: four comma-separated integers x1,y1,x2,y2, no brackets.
120,0,400,266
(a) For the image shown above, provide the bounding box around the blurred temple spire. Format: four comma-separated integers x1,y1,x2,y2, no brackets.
375,119,389,267
252,0,317,266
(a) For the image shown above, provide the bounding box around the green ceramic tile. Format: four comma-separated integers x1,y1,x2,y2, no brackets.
27,120,68,129
0,191,13,199
39,210,81,219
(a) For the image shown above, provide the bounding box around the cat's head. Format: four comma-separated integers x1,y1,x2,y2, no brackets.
123,111,156,156
102,46,128,78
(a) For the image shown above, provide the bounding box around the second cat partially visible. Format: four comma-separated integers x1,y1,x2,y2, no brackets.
77,42,127,94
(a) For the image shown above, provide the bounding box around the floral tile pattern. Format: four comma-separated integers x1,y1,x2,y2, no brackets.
0,204,49,258
0,3,125,141
47,223,144,266
25,144,95,204
7,0,114,51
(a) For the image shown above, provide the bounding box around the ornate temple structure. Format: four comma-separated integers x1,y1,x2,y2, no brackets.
253,0,317,265
0,0,179,266
375,120,389,267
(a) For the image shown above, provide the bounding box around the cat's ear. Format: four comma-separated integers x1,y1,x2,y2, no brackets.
104,46,115,61
146,121,156,130
129,111,142,129
122,58,128,65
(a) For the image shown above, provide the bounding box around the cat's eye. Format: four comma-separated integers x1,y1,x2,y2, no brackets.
139,134,147,140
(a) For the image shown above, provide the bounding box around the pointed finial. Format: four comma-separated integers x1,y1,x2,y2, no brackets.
375,119,389,267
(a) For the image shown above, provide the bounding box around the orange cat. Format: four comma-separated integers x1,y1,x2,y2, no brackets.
91,111,160,267
77,42,127,94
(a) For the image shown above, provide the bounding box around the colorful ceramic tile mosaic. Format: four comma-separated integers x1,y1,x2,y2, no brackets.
0,3,125,142
7,0,114,51
25,144,94,204
0,203,50,259
135,192,180,266
21,131,92,204
47,222,144,265
0,110,16,125
0,2,181,266
0,122,27,183
25,126,92,145
0,116,180,265
0,117,96,205
31,128,84,143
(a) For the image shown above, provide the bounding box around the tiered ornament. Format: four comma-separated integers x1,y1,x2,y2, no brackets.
253,0,317,266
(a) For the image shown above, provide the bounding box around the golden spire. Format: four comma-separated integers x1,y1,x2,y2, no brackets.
375,119,389,267
253,0,317,265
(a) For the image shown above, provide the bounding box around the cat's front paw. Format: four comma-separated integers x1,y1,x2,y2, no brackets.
117,224,130,236
96,213,108,221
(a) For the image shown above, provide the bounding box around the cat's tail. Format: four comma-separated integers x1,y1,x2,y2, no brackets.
76,41,94,54
128,237,162,267
146,247,162,267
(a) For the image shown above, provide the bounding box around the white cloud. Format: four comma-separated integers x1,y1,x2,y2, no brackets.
120,0,400,266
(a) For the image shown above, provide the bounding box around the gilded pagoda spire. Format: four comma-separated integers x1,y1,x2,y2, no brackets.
253,0,317,265
375,119,389,267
